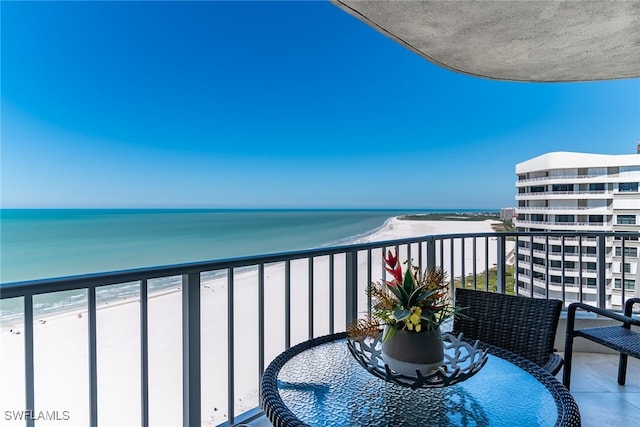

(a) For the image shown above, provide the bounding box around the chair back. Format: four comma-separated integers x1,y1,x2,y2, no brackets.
453,288,562,368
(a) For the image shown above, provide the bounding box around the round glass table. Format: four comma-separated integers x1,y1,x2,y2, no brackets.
261,332,580,427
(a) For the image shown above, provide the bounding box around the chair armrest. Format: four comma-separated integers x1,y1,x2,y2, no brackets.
566,302,640,333
624,298,640,317
543,353,564,376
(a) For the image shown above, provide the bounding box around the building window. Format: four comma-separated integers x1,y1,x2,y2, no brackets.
584,278,597,288
615,235,639,241
533,271,545,280
552,184,573,192
556,215,575,223
531,214,545,222
583,246,597,255
564,276,576,285
585,262,597,271
550,260,561,268
614,279,636,290
550,275,562,284
617,215,636,225
588,215,603,223
589,183,605,191
619,182,638,192
623,263,631,273
531,186,546,193
615,247,638,257
564,246,578,254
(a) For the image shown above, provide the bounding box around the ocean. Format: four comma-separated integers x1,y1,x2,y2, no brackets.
0,208,489,327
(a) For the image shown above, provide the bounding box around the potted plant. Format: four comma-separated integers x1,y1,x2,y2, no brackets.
348,249,462,375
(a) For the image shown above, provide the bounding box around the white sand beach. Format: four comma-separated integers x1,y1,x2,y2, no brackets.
0,217,509,427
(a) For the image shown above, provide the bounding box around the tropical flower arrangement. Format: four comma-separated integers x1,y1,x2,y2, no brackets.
348,249,461,342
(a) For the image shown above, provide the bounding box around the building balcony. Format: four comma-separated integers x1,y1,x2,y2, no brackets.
516,274,598,293
516,206,610,214
545,252,598,261
515,175,621,186
516,191,613,200
1,230,638,427
515,219,612,231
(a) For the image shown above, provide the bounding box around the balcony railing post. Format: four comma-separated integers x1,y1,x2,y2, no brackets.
329,255,335,334
597,235,607,308
89,286,98,427
227,269,235,425
285,261,291,349
529,235,534,298
621,238,626,302
497,234,506,294
182,273,201,427
345,250,358,329
258,264,265,381
24,294,35,427
308,257,314,339
426,238,436,272
140,279,149,427
366,249,372,316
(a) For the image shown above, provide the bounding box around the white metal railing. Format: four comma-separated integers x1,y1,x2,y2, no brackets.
515,174,612,184
515,219,611,228
516,206,609,211
516,190,612,198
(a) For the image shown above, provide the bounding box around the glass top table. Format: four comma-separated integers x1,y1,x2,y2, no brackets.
261,332,581,427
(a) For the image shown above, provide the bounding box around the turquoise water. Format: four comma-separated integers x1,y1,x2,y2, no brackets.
0,208,489,327
0,208,484,283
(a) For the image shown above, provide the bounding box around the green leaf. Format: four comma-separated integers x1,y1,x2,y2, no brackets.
388,283,410,307
420,311,435,322
382,326,398,343
408,285,434,305
403,269,414,296
394,309,411,321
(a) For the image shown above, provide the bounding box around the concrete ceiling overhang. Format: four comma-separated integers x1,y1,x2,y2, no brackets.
331,0,640,82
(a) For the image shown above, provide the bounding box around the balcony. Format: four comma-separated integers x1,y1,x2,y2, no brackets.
516,206,610,214
1,230,639,427
515,219,612,231
515,175,619,186
516,190,613,200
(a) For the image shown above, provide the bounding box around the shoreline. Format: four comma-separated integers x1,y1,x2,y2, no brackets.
399,212,500,221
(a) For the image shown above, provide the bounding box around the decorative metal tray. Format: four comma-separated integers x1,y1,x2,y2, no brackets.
346,332,488,389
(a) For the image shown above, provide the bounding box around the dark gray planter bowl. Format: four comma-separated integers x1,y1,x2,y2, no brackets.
381,326,444,376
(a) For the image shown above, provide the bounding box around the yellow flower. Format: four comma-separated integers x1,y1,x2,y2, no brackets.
409,306,422,325
402,306,423,332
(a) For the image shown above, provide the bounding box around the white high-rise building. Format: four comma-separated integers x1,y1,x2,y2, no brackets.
515,151,640,308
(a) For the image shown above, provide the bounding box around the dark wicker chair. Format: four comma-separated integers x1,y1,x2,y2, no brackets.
563,297,640,390
453,288,564,375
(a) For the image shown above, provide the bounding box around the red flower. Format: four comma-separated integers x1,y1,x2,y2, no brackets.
383,249,403,285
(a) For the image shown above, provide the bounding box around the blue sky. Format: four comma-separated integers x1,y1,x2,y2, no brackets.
2,1,639,209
